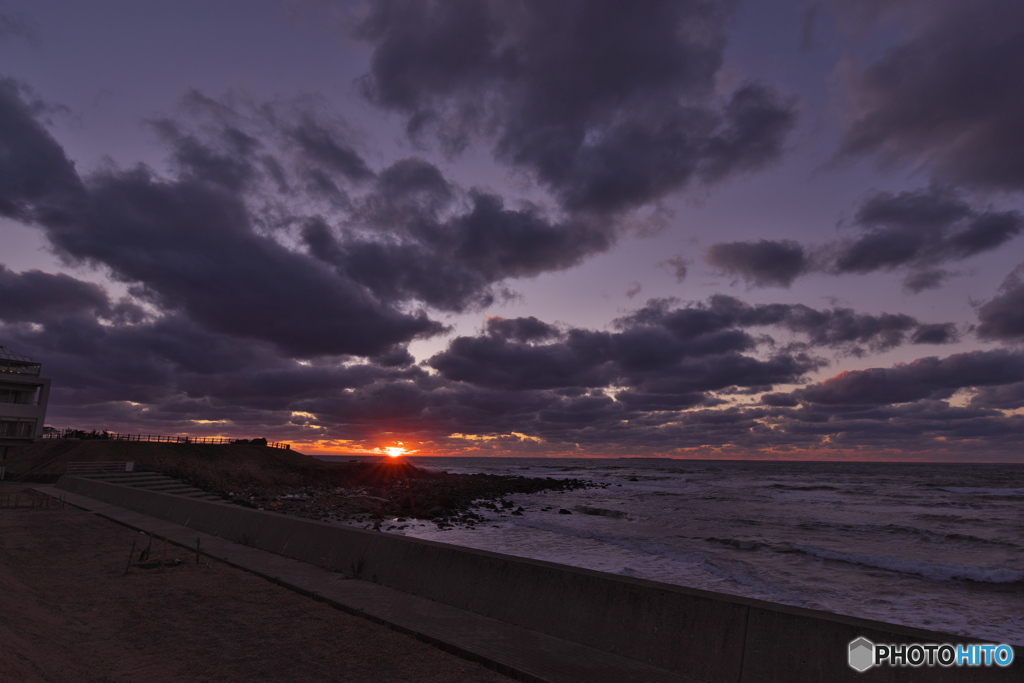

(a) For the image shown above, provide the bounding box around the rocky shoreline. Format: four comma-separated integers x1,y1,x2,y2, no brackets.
172,459,601,530
4,441,602,531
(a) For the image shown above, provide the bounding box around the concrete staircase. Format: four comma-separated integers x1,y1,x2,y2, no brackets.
70,470,225,503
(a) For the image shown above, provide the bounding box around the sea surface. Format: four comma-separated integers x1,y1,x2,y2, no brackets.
328,457,1024,644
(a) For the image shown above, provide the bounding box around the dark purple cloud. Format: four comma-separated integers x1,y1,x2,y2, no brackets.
359,156,454,227
52,167,441,357
3,4,1023,459
790,349,1024,406
0,78,84,221
355,0,798,213
970,382,1024,410
304,187,613,313
834,185,1022,277
909,323,959,345
428,295,954,398
150,117,262,193
3,295,1018,457
837,0,1024,191
429,327,617,391
0,306,429,428
0,81,447,357
147,98,616,317
728,346,1024,457
485,315,560,343
705,186,1022,291
976,265,1024,341
900,269,950,294
0,266,111,321
706,239,807,287
0,78,625,356
661,256,689,283
621,295,957,353
3,66,989,455
289,116,375,184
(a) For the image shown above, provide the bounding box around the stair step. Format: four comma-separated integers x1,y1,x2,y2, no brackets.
92,475,170,483
71,470,226,502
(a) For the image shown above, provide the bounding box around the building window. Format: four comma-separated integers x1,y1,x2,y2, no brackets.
0,419,36,438
0,386,40,405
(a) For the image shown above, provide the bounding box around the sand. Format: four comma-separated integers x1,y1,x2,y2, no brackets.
0,484,514,683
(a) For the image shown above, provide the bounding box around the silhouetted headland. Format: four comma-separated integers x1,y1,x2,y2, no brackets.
5,439,594,525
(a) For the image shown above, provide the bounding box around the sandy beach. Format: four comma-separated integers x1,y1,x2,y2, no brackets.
0,484,513,683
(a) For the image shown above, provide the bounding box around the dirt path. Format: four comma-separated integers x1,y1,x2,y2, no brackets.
0,485,514,683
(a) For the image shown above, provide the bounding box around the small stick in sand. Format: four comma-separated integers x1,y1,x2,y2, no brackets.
140,533,153,562
124,539,137,575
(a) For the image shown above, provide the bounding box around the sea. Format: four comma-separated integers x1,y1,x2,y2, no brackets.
324,457,1024,645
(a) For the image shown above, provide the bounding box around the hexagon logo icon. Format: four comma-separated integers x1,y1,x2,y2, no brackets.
849,637,875,672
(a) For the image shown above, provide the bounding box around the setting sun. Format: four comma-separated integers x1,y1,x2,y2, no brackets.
383,442,407,458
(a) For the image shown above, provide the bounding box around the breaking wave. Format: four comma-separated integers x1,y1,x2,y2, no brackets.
788,545,1024,583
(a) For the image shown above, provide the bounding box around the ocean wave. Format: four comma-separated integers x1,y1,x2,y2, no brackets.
787,544,1024,583
575,505,628,518
794,521,1020,548
704,537,764,551
503,516,711,568
768,484,840,491
942,532,1020,547
940,487,1024,496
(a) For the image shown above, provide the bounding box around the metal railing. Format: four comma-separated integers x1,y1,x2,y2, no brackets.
42,429,290,450
66,461,135,474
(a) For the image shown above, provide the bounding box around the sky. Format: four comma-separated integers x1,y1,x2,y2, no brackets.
1,0,1023,460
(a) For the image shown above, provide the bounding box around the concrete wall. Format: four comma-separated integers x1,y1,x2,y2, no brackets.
57,476,1020,683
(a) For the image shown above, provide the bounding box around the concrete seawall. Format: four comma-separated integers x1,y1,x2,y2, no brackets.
56,475,1019,682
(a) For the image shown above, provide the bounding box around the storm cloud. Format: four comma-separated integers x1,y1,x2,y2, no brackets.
0,78,84,221
976,265,1024,341
706,239,807,287
0,79,621,356
355,0,798,213
304,184,613,313
2,2,1023,460
619,295,957,353
704,185,1023,291
0,265,111,322
428,295,956,398
837,0,1024,191
789,349,1024,406
833,185,1023,280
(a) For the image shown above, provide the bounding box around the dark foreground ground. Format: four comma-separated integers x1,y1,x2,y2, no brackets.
0,483,513,683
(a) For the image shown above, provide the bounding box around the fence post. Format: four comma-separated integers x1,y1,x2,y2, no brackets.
35,430,290,450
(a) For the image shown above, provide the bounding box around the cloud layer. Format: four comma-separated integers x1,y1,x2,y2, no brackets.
837,0,1024,191
706,185,1023,291
1,1,1022,460
356,0,798,213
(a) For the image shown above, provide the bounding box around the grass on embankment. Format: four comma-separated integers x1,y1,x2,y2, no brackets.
4,440,595,523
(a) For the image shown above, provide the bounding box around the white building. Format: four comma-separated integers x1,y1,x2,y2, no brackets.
0,346,51,448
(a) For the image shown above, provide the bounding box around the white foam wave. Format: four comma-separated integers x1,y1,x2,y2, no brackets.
940,487,1024,496
790,544,1024,583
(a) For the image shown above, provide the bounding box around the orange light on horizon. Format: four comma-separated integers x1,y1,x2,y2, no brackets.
383,442,407,458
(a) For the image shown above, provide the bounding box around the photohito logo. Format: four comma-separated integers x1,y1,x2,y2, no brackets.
848,637,1014,671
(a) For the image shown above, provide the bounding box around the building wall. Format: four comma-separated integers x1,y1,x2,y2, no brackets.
0,375,50,441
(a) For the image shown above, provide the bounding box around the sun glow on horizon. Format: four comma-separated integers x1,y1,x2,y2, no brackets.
383,442,408,458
